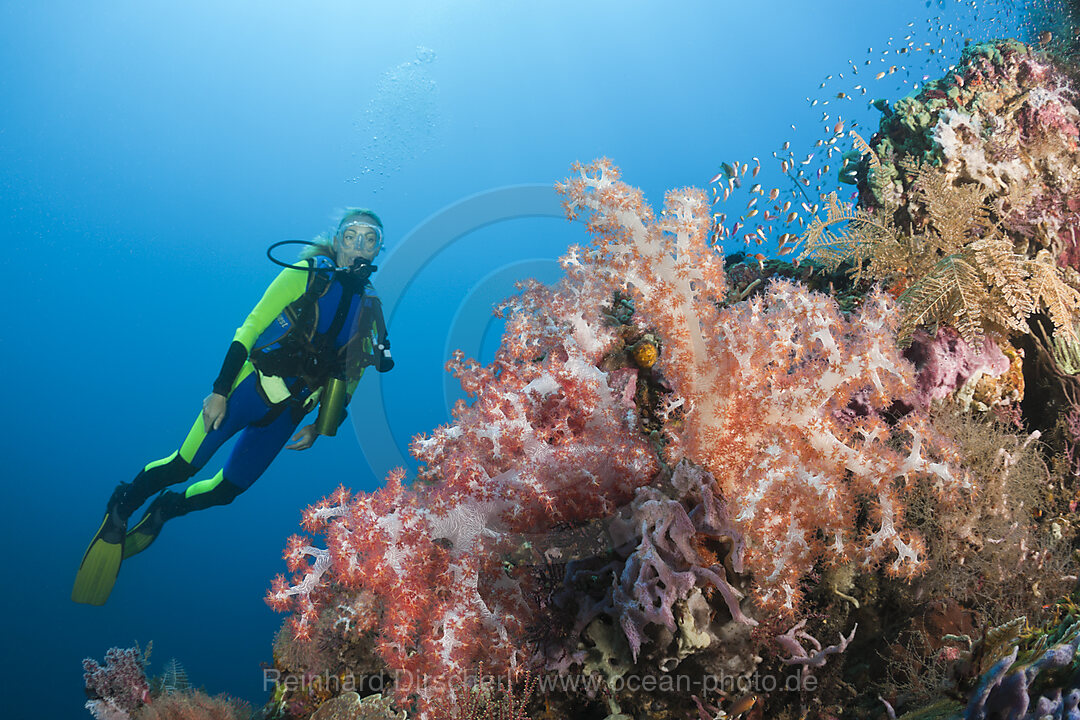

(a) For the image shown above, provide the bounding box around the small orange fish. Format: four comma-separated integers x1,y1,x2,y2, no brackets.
778,245,795,255
768,188,780,201
782,200,792,212
781,160,790,173
786,211,799,223
709,172,723,184
833,120,844,134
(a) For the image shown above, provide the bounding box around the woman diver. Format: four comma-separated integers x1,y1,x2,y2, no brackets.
72,209,395,605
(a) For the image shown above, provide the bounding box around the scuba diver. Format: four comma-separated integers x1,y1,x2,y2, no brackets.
72,209,394,605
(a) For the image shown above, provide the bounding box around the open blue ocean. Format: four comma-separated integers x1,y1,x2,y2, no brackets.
0,1,1037,717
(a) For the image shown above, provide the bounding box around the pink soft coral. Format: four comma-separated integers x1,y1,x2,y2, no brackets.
268,277,657,711
269,160,969,712
557,159,969,611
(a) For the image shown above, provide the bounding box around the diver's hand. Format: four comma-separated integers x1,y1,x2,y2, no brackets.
286,424,318,451
202,393,228,432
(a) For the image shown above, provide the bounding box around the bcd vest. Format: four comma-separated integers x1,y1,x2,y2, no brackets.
249,256,386,393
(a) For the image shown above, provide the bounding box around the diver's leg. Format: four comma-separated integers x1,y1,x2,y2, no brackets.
74,369,273,604
111,371,267,523
123,470,246,557
124,399,302,557
221,403,306,489
73,399,256,606
109,452,195,522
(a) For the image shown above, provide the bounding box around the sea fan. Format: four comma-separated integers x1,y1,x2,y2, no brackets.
158,658,189,696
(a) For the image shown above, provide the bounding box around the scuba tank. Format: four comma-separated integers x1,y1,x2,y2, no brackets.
314,377,348,436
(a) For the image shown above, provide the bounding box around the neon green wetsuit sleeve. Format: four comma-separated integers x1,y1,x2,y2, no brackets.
211,266,311,397
232,266,310,351
195,265,314,461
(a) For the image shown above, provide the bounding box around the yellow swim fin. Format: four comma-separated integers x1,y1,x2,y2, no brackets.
123,513,158,559
72,511,126,606
123,490,184,559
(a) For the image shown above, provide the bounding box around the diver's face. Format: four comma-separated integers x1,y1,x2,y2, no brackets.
335,218,383,267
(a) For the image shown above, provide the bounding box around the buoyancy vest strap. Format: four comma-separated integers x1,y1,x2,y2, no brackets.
306,256,335,297
324,287,356,355
251,376,307,427
250,258,335,356
255,270,366,387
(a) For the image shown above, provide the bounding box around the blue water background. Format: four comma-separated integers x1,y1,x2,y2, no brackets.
0,1,1026,716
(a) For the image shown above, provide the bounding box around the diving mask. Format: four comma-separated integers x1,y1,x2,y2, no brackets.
338,220,383,250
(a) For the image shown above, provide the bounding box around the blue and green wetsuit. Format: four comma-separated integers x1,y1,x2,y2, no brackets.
114,255,391,552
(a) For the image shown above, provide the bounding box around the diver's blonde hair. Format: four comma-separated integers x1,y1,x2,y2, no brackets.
300,207,384,260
